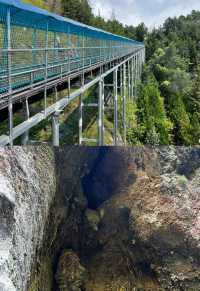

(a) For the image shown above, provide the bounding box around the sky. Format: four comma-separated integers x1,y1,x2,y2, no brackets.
90,0,200,28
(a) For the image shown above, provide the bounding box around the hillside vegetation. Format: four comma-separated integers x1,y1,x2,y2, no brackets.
23,0,200,145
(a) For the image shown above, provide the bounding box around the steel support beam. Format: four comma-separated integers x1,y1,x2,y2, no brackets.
120,64,123,98
113,68,118,145
21,98,30,145
52,112,60,146
98,79,103,146
79,94,83,145
79,73,85,145
128,60,131,100
131,57,134,100
123,62,126,145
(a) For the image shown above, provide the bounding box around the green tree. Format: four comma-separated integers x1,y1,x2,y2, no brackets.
168,93,193,145
137,77,172,144
135,23,148,42
61,0,93,25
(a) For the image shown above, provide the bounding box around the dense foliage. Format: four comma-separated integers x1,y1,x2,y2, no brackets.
140,11,200,145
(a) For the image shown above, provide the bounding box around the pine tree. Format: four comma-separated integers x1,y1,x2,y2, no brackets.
61,0,93,25
137,77,172,144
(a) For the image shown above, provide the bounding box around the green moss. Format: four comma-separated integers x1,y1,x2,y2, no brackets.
28,257,54,291
176,175,188,187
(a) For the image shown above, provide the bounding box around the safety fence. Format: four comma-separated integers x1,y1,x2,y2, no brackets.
0,0,143,97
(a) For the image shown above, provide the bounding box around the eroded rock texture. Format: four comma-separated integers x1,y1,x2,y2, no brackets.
82,147,200,290
0,146,200,291
0,147,56,291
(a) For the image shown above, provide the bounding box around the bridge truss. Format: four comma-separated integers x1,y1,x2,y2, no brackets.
0,0,145,146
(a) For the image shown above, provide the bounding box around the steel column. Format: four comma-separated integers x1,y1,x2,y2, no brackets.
123,62,126,145
21,98,30,145
131,57,134,100
134,54,138,98
98,78,105,146
52,112,60,146
79,74,84,145
98,79,103,146
78,94,83,145
128,60,131,100
113,68,118,145
120,64,123,97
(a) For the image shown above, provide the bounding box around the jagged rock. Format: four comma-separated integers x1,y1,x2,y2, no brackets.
55,250,87,291
83,146,200,290
0,147,56,291
85,209,101,231
1,146,200,290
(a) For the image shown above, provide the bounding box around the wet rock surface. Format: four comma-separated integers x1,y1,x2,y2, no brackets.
0,146,200,290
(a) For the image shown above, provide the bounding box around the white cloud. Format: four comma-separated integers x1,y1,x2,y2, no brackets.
90,0,200,27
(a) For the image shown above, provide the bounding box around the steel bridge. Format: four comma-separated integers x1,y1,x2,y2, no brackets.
0,0,145,146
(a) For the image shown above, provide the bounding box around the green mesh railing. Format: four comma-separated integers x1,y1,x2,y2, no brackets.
0,0,144,96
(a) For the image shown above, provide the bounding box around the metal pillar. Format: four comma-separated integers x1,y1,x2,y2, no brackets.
79,73,85,145
120,65,123,97
78,94,83,145
21,98,30,145
123,62,126,145
68,76,71,98
138,51,141,78
131,57,134,100
137,52,139,80
32,28,37,72
128,60,131,100
7,7,13,146
98,79,103,146
54,85,58,102
113,68,118,145
98,80,102,146
134,54,137,98
52,112,59,146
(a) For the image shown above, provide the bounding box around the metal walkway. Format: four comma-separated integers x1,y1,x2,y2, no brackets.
0,0,145,146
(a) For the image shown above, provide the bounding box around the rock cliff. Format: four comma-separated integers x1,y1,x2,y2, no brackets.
0,146,200,290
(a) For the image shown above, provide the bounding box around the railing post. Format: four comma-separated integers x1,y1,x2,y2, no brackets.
44,21,49,115
123,62,126,145
32,28,37,70
7,7,13,146
82,32,85,69
67,25,71,73
114,68,118,145
52,112,60,146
